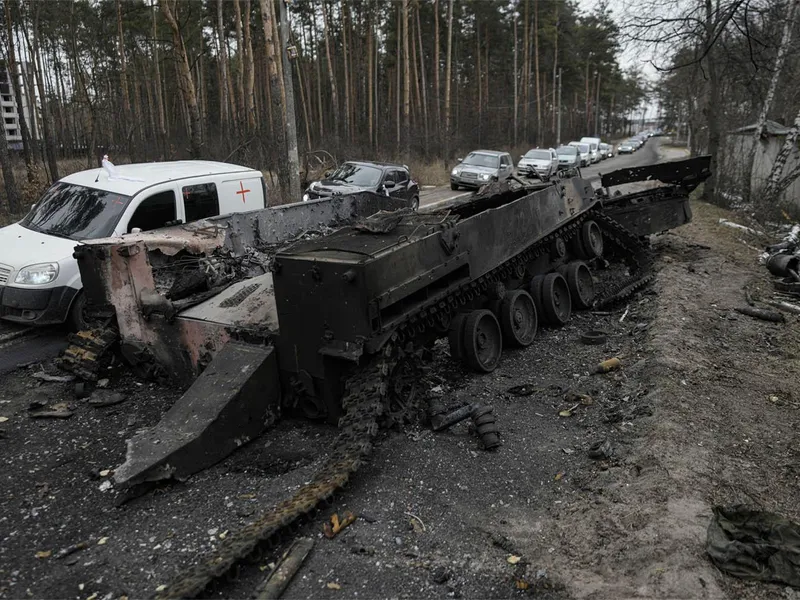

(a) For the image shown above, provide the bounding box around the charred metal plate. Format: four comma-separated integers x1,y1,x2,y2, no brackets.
179,272,278,331
600,155,711,190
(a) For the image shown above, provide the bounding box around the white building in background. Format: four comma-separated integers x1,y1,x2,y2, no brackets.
0,62,41,149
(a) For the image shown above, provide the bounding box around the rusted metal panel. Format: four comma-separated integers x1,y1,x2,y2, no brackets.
600,155,711,190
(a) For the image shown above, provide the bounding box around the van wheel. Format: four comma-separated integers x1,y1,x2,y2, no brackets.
450,183,459,191
67,291,90,332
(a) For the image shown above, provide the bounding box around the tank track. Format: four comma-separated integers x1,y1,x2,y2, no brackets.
155,345,395,599
591,210,654,308
55,325,120,381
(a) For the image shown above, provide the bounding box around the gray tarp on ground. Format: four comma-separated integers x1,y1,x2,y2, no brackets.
707,505,800,588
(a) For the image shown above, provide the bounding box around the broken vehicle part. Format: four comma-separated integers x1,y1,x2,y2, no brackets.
471,405,501,450
114,342,280,488
430,403,477,432
254,538,315,600
734,306,785,323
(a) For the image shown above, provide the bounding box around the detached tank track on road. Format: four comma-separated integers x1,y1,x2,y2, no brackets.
155,345,395,599
151,202,649,598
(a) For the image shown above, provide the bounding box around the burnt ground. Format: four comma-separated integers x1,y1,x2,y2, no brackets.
1,197,800,600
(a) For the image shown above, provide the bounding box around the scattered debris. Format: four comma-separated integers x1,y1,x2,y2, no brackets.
97,537,109,545
97,378,110,388
707,505,800,587
32,371,74,383
507,555,522,565
405,512,426,533
254,538,314,600
734,306,785,323
29,403,74,419
471,405,501,450
554,471,565,481
764,299,800,315
54,542,89,560
88,391,127,407
506,384,537,396
34,550,51,559
588,439,614,460
580,329,608,345
558,403,580,418
564,390,593,405
430,403,476,432
594,357,622,374
325,582,341,590
718,218,764,236
0,416,8,423
619,306,630,323
323,512,357,539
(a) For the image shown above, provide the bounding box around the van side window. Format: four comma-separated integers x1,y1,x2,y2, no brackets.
128,190,176,232
183,183,220,221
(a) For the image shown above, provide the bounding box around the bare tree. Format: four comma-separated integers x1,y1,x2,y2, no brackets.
159,0,202,158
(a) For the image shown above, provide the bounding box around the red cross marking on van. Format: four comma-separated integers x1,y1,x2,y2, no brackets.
237,181,251,203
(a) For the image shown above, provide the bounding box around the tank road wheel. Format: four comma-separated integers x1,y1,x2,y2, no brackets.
528,274,546,320
580,220,604,259
499,290,538,347
564,261,595,309
463,310,503,373
448,313,467,361
541,273,572,326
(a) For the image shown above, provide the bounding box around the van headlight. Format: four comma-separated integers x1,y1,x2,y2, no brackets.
480,173,491,181
451,168,460,176
15,263,59,285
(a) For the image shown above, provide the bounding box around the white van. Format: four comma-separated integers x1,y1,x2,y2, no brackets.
580,137,602,164
0,160,266,329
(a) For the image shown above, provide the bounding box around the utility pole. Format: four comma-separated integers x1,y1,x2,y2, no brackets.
278,0,301,201
556,67,562,146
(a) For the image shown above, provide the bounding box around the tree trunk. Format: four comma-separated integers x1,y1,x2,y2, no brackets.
321,0,340,140
277,0,301,200
342,1,351,143
749,0,799,195
115,0,134,159
444,0,453,163
477,20,482,146
702,0,721,204
0,114,19,214
513,15,518,147
233,0,245,128
160,0,202,158
534,0,541,145
29,0,58,181
259,0,291,200
402,0,411,157
243,0,256,132
396,5,401,155
434,0,440,141
522,0,529,140
763,105,800,202
551,0,558,136
216,0,231,130
416,3,429,156
367,12,373,149
151,0,167,158
4,0,33,181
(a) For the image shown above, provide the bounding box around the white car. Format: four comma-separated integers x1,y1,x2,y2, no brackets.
0,160,266,329
518,148,558,179
568,142,591,167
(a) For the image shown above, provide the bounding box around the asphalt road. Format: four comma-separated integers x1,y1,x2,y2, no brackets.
420,137,663,211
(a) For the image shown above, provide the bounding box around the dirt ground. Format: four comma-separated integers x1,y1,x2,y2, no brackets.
2,186,800,599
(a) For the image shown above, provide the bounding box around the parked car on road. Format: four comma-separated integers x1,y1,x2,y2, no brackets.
555,146,581,170
517,148,558,179
303,161,420,210
599,143,614,159
568,142,591,167
580,137,602,163
0,159,266,330
451,150,514,190
618,140,636,154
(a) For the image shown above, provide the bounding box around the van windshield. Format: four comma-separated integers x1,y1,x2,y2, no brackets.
20,182,132,240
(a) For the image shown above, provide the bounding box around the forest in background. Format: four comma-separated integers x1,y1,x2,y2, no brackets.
0,0,647,207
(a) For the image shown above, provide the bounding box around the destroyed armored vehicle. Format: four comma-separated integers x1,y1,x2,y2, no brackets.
64,156,711,598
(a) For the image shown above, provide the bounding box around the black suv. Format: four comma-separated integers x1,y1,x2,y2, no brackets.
302,161,420,210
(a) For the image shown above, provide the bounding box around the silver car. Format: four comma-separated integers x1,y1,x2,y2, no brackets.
518,148,558,179
451,150,514,190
